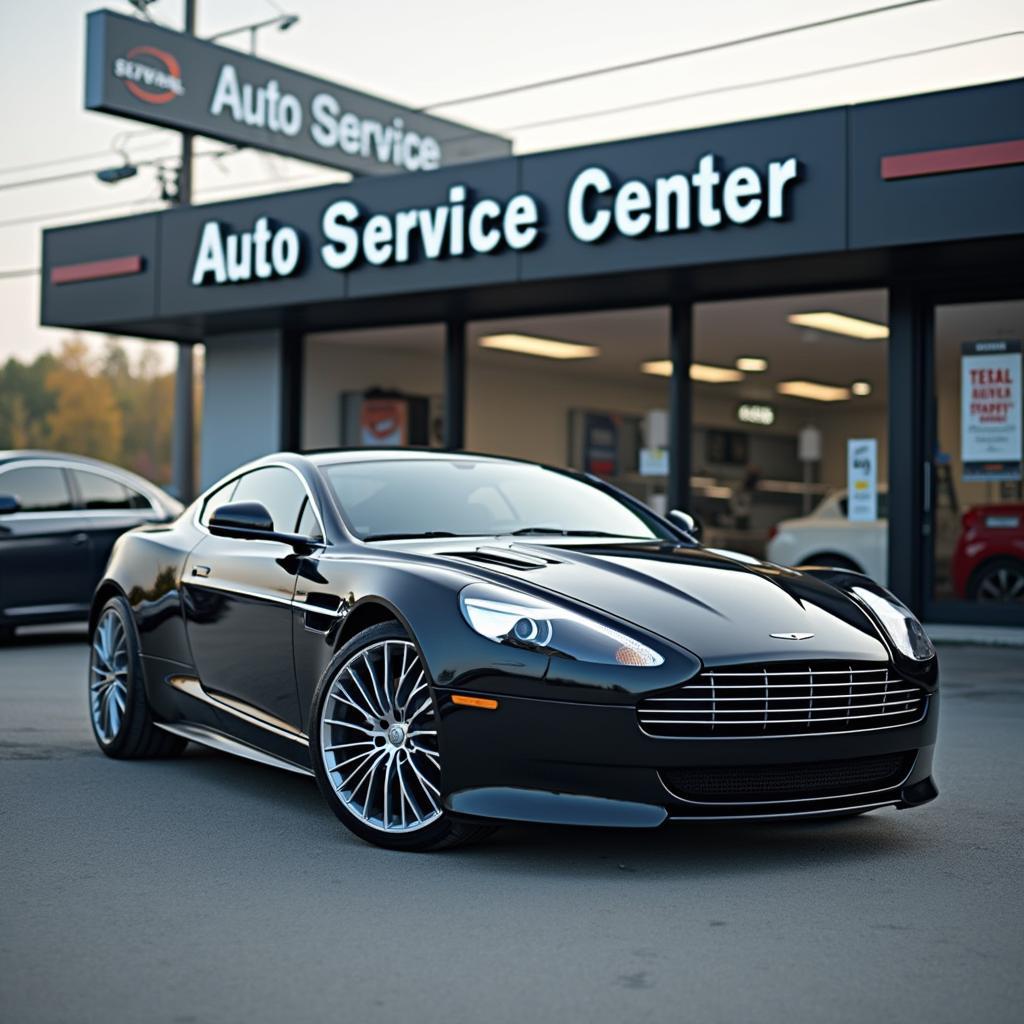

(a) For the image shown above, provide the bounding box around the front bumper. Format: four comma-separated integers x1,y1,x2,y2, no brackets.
437,688,939,826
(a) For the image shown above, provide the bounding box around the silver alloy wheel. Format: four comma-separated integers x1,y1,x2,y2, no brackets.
977,564,1024,602
320,639,442,833
90,609,129,744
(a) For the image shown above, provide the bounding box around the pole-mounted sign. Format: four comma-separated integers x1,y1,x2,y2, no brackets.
84,9,512,176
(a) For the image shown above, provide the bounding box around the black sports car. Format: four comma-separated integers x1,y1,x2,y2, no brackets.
88,450,938,850
0,450,182,640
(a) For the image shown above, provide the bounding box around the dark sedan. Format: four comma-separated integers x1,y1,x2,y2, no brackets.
0,451,182,639
86,450,938,851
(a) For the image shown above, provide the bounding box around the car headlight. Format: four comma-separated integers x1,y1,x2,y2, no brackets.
850,584,935,661
459,583,664,667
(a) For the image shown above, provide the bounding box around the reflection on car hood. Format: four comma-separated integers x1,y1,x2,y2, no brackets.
395,538,889,665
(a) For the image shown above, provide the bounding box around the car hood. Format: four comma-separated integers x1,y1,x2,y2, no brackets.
397,538,890,666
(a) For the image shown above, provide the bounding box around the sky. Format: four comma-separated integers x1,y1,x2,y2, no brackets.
0,0,1021,371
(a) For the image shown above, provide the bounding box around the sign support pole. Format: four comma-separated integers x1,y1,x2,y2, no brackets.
171,0,197,502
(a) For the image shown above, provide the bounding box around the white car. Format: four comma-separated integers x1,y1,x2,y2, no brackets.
766,489,888,583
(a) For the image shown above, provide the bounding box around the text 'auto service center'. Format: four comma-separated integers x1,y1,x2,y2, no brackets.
40,10,1024,625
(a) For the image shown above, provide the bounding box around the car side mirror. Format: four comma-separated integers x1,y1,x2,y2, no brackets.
210,500,274,535
209,500,320,553
0,494,21,515
668,508,702,541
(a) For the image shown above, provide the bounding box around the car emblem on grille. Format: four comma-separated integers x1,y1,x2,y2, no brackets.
769,632,815,640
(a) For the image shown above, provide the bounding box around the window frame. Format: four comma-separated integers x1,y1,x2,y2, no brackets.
0,459,160,517
69,467,156,513
194,462,328,543
0,462,75,515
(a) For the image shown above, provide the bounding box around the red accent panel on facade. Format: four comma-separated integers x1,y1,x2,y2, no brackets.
50,255,144,285
881,139,1024,180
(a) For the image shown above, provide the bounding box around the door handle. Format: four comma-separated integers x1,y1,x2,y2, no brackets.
192,565,212,578
71,532,89,546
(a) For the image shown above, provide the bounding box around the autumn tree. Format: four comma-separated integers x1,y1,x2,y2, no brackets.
45,338,124,462
0,351,57,448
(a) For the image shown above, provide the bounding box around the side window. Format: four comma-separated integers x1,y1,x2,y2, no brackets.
296,497,324,540
73,470,152,511
231,467,307,533
0,466,73,512
199,478,239,526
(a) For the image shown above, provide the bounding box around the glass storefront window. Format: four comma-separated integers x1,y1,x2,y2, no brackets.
301,325,445,450
693,290,889,581
931,299,1024,609
465,308,671,508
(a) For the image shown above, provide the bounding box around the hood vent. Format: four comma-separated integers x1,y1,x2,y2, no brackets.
447,545,554,570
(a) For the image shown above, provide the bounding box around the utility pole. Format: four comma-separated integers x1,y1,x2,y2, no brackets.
171,0,196,502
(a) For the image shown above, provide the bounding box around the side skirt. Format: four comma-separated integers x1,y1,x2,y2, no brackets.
154,721,314,778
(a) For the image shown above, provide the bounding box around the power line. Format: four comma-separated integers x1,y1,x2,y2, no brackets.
0,133,169,178
0,195,168,231
0,28,1017,231
0,169,342,232
495,31,1024,136
0,146,241,193
419,0,937,111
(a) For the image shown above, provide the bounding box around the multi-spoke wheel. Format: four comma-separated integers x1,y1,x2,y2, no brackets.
311,621,496,851
87,596,186,759
969,558,1024,603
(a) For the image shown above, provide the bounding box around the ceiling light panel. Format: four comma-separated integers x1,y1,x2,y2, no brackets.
776,379,851,402
478,334,599,359
787,312,889,340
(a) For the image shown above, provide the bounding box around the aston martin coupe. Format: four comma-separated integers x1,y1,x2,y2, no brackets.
88,450,938,850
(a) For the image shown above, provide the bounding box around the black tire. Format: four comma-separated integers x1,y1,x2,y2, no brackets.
88,595,186,760
966,557,1024,603
310,620,496,852
805,553,863,573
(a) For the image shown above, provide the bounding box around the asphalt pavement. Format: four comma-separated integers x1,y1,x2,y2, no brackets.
1,632,1022,1024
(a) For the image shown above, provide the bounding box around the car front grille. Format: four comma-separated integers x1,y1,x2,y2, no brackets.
638,661,927,738
660,751,915,804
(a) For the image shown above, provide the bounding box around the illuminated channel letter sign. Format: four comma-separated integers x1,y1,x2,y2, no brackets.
189,151,805,285
85,10,511,176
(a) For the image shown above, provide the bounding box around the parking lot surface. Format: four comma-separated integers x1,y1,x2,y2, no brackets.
1,634,1022,1024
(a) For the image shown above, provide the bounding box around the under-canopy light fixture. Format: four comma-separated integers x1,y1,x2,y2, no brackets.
735,356,768,372
787,312,889,340
641,361,745,383
851,380,873,396
777,380,851,402
478,334,599,360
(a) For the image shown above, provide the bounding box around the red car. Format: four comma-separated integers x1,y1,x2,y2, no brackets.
951,504,1024,602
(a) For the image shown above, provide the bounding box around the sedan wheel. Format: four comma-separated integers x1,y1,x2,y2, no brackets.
970,559,1024,603
311,621,496,851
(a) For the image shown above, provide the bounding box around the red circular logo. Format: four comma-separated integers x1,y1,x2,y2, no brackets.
118,46,184,105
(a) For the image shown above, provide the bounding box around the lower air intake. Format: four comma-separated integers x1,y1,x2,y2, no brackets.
660,751,915,804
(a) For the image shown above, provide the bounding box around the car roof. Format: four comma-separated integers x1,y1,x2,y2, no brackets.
0,450,180,508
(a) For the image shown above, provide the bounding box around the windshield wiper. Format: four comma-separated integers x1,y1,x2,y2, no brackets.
362,531,460,542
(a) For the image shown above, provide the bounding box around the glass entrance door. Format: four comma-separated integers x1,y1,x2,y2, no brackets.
926,297,1024,624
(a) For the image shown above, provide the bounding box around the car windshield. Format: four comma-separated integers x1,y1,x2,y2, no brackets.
322,459,673,542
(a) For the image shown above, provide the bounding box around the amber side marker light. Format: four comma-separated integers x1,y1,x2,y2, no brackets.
451,694,499,710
